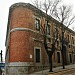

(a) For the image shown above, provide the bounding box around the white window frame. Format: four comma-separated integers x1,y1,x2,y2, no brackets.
35,17,41,31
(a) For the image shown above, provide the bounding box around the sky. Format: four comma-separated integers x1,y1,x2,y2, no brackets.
0,0,75,62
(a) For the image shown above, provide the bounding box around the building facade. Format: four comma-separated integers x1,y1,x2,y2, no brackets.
5,3,75,75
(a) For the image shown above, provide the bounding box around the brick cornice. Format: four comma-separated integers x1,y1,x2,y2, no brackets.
10,27,51,38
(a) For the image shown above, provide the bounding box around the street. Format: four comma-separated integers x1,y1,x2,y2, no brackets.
48,68,75,75
62,71,75,75
30,64,75,75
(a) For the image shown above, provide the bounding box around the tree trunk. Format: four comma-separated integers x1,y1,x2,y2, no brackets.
49,55,53,72
61,45,65,69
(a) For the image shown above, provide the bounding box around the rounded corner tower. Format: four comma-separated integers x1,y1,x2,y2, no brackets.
5,3,36,75
5,2,51,75
5,2,75,75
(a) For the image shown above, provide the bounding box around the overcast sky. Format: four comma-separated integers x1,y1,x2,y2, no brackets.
0,0,75,62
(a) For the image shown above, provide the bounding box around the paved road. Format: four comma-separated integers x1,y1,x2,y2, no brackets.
63,73,75,75
30,69,75,75
52,69,75,75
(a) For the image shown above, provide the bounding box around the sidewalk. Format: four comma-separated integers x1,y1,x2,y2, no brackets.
30,64,75,75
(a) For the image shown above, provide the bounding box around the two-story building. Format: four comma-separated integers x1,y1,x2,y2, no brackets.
5,3,75,75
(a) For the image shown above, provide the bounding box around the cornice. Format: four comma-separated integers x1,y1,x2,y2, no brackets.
10,27,43,35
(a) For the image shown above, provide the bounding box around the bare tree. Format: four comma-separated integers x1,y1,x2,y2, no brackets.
43,0,61,15
32,0,61,72
32,0,75,71
54,5,75,69
32,0,61,15
31,0,42,9
42,0,52,14
54,5,75,26
43,27,58,72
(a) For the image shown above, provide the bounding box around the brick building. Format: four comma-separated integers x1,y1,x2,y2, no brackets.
5,3,75,75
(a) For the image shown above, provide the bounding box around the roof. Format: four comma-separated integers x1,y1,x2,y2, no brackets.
10,2,75,33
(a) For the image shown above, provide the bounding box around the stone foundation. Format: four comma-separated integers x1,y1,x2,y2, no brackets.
5,62,33,75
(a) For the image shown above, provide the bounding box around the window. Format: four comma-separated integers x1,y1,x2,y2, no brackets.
48,38,51,42
46,21,50,35
54,25,58,38
35,48,40,63
35,19,40,31
57,41,59,47
69,45,70,48
69,54,72,63
57,52,60,63
68,35,70,43
72,37,74,44
74,55,75,62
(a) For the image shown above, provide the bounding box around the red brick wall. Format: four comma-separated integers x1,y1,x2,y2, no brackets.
10,31,33,62
7,3,75,67
9,5,50,65
10,6,34,29
9,6,34,62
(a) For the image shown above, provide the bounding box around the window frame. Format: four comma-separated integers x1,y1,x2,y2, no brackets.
54,25,58,38
35,18,40,31
34,47,41,63
46,21,50,35
69,54,72,63
72,37,74,44
68,35,70,43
